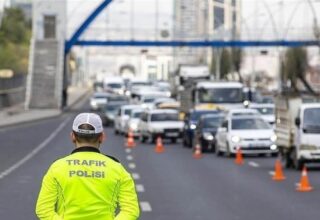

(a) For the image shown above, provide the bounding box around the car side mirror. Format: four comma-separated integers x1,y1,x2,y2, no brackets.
295,117,300,127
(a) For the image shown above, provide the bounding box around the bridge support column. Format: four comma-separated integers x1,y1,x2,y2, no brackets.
25,0,67,109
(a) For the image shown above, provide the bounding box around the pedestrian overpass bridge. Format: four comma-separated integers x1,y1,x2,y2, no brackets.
26,0,320,109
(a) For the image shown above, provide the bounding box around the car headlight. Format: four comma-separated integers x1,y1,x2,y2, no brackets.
130,123,138,130
231,136,241,143
203,132,214,141
190,124,197,130
270,144,277,150
125,91,131,96
270,135,277,142
90,100,97,106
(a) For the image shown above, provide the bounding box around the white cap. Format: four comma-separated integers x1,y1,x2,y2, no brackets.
72,113,103,134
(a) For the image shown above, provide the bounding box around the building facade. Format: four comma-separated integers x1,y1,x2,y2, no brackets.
173,0,241,78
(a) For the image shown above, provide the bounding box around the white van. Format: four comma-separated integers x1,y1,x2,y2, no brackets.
104,77,125,95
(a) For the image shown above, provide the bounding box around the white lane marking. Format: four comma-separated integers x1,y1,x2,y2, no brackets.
0,117,71,180
136,184,145,192
269,171,275,176
128,163,136,169
140,202,152,212
125,149,132,153
126,155,133,161
132,173,140,180
248,161,260,168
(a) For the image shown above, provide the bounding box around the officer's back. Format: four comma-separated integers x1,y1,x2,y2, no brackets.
35,113,140,220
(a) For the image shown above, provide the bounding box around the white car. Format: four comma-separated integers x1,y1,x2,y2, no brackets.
104,77,125,95
138,109,184,143
226,108,261,118
124,108,144,137
250,103,275,125
114,105,140,134
90,92,111,111
215,115,278,156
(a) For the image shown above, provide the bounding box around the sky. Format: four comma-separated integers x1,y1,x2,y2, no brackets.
65,0,320,41
67,0,173,40
241,0,320,40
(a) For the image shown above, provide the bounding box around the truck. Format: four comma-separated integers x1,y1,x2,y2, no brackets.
275,95,320,169
179,80,245,112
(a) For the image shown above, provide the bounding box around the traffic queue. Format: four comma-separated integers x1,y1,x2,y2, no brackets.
90,76,288,163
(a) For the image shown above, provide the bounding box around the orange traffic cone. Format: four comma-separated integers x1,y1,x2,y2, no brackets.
296,166,313,192
272,159,286,181
126,129,136,148
154,136,165,153
193,143,203,159
234,147,244,165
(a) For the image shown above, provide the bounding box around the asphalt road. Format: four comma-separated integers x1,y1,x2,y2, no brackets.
0,100,320,220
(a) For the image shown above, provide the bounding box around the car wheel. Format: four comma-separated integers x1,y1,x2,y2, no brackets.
139,134,146,143
114,129,119,135
225,143,234,157
171,138,177,144
188,137,193,148
215,141,223,157
292,148,303,170
182,136,188,147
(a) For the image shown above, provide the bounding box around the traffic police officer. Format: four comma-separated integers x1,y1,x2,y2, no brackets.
35,113,140,220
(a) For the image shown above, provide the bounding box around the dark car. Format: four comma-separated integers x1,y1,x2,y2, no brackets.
182,109,222,148
99,101,128,126
195,114,225,152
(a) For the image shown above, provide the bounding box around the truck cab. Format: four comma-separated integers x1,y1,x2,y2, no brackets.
275,96,320,169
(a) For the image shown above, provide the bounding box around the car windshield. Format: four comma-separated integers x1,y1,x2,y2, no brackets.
303,108,320,133
144,98,156,103
203,117,224,128
198,88,243,103
109,96,127,102
107,83,122,89
94,94,109,99
252,107,274,115
261,96,274,104
231,118,271,130
132,112,142,118
151,113,179,121
190,111,220,121
105,105,121,112
243,90,263,103
132,82,150,86
124,109,132,116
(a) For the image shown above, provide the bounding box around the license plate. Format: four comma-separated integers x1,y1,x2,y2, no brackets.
166,132,178,137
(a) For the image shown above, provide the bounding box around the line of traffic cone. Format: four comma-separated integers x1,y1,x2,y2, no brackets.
296,166,313,192
234,147,244,165
193,143,203,159
272,159,286,181
154,136,165,153
125,129,136,148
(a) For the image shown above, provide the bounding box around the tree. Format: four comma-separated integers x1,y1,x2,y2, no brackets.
231,47,243,82
0,7,31,74
283,47,316,95
220,48,232,79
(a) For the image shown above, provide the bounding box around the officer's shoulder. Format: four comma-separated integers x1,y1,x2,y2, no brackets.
104,154,121,163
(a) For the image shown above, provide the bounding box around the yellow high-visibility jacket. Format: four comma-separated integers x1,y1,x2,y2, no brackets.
35,147,140,220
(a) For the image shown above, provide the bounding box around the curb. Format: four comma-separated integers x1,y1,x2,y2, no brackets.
0,88,92,129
